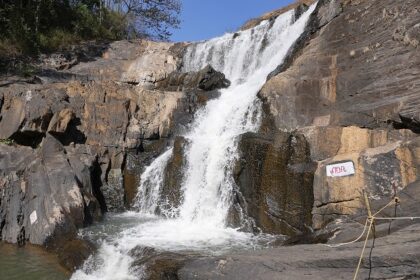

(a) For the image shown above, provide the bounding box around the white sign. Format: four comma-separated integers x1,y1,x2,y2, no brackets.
30,210,38,225
326,161,355,177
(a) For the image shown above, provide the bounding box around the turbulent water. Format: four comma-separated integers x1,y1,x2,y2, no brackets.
71,4,316,280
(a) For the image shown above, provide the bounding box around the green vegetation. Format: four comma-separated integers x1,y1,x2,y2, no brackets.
0,0,181,56
0,138,14,145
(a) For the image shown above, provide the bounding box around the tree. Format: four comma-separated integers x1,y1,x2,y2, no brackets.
110,0,181,40
0,0,181,55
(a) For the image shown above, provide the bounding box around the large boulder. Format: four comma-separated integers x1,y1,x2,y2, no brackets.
0,134,101,246
155,65,230,92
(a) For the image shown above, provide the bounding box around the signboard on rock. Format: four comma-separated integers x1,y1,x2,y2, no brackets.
30,210,38,225
326,161,355,177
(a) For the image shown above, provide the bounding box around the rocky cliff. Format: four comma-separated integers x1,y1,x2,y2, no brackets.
257,0,420,236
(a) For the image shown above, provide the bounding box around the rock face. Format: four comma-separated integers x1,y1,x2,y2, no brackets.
247,0,420,238
234,132,315,235
160,136,188,216
0,135,101,246
260,0,420,131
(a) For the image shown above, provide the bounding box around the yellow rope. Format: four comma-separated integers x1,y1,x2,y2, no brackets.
324,218,369,248
372,199,395,217
353,194,420,279
353,218,374,280
321,193,420,279
374,216,420,220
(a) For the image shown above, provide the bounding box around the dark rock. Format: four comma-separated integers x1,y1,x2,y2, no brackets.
123,154,140,208
129,246,193,280
0,135,102,246
160,136,188,216
155,65,230,92
234,131,316,235
145,253,190,280
57,239,96,272
0,85,69,147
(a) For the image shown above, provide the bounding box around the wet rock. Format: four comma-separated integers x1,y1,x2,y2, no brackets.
129,246,193,280
57,239,96,272
101,169,125,212
234,131,316,235
145,253,191,280
123,160,139,208
160,136,188,215
254,0,420,240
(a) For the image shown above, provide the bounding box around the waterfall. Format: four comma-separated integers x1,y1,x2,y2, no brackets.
71,4,316,280
133,148,174,215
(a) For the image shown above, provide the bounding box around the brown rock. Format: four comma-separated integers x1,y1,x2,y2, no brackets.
234,132,316,235
259,0,420,131
160,136,188,215
47,108,75,134
57,239,95,272
312,137,419,229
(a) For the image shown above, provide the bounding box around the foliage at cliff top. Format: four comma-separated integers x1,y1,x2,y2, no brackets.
0,0,181,55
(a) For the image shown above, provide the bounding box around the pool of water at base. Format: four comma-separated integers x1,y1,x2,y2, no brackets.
0,212,280,280
0,243,70,280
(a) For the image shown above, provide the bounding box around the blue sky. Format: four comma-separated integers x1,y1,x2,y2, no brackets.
171,0,295,42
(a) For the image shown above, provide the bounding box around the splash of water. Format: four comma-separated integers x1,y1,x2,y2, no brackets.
133,148,174,214
71,4,316,280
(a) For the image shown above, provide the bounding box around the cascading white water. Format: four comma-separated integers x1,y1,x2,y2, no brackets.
133,148,174,214
71,4,316,280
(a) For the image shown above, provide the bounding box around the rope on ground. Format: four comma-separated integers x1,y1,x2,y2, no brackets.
367,221,376,280
319,189,420,280
353,217,374,280
374,216,420,220
323,218,369,248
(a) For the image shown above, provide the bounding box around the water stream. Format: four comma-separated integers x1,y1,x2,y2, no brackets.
71,4,316,280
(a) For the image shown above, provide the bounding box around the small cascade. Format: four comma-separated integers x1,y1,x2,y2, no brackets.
133,148,173,214
71,4,317,280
